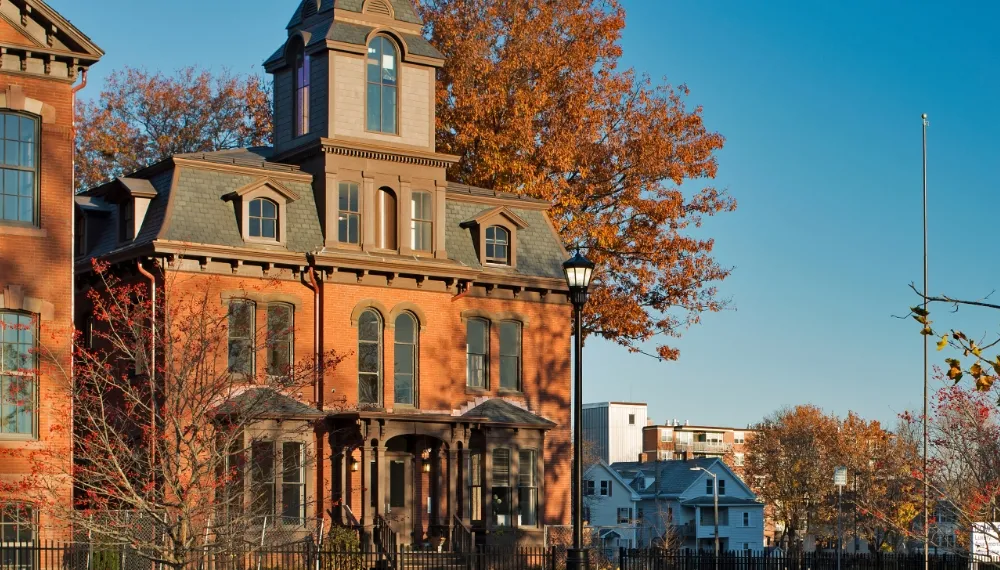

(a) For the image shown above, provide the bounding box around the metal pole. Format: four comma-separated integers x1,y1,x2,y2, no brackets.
713,474,719,570
568,300,587,570
922,112,929,570
837,485,842,570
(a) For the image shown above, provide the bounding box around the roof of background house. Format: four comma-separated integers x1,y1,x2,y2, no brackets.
680,496,762,507
76,148,567,282
610,457,722,496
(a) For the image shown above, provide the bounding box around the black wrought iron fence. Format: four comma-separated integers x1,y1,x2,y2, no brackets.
619,549,988,570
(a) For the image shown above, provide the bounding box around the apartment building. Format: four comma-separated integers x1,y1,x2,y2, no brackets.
583,402,648,465
0,0,102,542
643,421,754,470
72,0,571,548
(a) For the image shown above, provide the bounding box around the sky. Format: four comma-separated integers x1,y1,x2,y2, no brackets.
50,0,1000,429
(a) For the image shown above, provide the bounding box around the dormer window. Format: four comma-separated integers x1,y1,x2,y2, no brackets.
485,226,510,265
118,200,134,242
294,43,310,137
410,191,432,252
366,35,398,134
249,198,278,240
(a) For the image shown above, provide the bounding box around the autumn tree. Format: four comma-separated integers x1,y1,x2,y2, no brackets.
419,0,734,359
0,261,343,569
75,66,272,191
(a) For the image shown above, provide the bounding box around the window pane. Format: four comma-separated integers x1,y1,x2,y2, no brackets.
495,244,508,262
349,215,359,244
229,302,253,337
394,373,412,405
382,86,397,134
358,374,379,404
394,314,415,344
358,343,379,374
18,172,31,196
500,323,519,356
19,117,33,143
338,184,352,211
282,442,302,483
249,218,260,237
4,142,16,166
492,449,510,486
359,311,380,341
251,441,275,517
262,200,276,218
500,357,518,391
250,199,261,217
367,83,381,132
262,219,276,239
367,43,381,84
467,320,486,354
281,484,302,521
5,117,18,140
18,140,32,168
17,196,30,223
394,344,413,376
518,450,535,487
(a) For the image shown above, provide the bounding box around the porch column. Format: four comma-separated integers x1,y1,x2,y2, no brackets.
361,444,372,528
376,445,387,518
510,441,520,528
460,446,471,527
340,446,350,525
695,506,701,542
430,445,442,525
483,439,494,530
448,447,460,526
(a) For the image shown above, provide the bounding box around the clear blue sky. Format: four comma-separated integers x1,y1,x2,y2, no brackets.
52,0,1000,428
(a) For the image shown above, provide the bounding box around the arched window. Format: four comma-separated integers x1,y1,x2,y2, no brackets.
366,35,398,134
0,113,39,225
293,41,310,137
393,312,417,406
0,311,36,435
249,198,278,240
485,226,510,265
357,309,382,406
375,187,397,250
410,191,432,251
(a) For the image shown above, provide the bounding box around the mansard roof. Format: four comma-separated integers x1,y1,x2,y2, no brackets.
265,21,442,71
74,148,568,286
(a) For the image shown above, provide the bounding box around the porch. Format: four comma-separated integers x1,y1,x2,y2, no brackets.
326,399,555,550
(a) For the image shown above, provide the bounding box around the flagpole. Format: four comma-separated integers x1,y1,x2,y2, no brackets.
921,112,929,570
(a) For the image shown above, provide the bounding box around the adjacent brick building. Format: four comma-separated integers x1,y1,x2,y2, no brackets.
74,0,571,548
0,0,101,542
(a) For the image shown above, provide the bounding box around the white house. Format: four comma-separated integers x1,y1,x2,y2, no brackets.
583,402,648,464
586,457,765,552
583,460,642,558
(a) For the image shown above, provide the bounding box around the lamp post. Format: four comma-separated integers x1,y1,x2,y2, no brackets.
691,467,719,570
834,467,847,570
564,250,596,570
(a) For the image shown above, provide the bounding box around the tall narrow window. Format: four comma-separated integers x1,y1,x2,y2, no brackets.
338,182,360,245
281,442,305,524
410,191,432,251
76,212,87,256
393,313,417,406
294,47,310,137
375,187,397,250
0,113,38,225
227,301,255,375
366,35,398,134
267,304,293,376
217,433,245,520
518,449,537,526
249,198,278,240
466,318,488,389
250,440,275,518
468,451,482,523
0,311,35,436
499,321,521,391
485,226,510,265
718,479,726,495
357,309,382,406
491,448,511,527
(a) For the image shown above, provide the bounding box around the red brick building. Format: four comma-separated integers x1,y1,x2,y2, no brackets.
74,0,571,548
0,0,101,542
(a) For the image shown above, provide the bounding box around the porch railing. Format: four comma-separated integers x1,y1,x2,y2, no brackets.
373,513,397,559
451,515,475,553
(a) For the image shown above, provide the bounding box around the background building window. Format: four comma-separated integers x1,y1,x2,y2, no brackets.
294,47,310,137
600,480,611,496
338,182,360,244
281,442,305,525
375,187,397,250
0,311,35,435
410,191,432,251
251,440,275,518
393,312,417,406
734,452,745,466
705,479,713,495
617,507,632,525
491,448,511,527
583,480,594,496
629,414,636,425
499,321,521,391
485,226,509,265
468,451,482,523
366,35,398,134
719,479,726,495
466,318,488,389
266,304,293,376
227,301,255,375
357,309,382,406
249,198,278,240
0,113,37,224
743,511,750,527
734,431,745,444
518,449,537,526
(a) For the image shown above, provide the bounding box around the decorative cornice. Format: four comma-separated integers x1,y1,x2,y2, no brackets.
322,141,459,169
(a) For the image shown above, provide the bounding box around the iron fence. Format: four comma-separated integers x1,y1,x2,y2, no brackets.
619,549,988,570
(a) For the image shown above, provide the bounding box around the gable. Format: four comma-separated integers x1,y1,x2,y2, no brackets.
0,14,41,48
0,0,103,59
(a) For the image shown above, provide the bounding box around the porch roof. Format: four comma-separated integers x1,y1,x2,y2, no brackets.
215,387,324,420
327,399,555,430
679,496,763,507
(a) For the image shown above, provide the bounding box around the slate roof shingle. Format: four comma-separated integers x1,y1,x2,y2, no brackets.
214,387,323,420
462,399,554,427
610,457,721,496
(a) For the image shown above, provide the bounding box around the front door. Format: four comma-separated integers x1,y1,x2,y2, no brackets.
387,456,411,542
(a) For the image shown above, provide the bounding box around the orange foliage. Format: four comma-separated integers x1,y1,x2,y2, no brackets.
75,66,271,191
420,0,735,359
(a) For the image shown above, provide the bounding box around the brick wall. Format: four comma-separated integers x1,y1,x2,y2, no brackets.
0,71,77,539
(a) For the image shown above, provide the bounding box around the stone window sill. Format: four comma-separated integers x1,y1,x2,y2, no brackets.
0,224,45,237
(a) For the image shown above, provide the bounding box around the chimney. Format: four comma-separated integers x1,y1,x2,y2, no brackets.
684,419,689,427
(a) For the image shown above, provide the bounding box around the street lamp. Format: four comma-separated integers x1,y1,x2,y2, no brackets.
691,467,719,570
564,250,596,570
834,467,847,570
